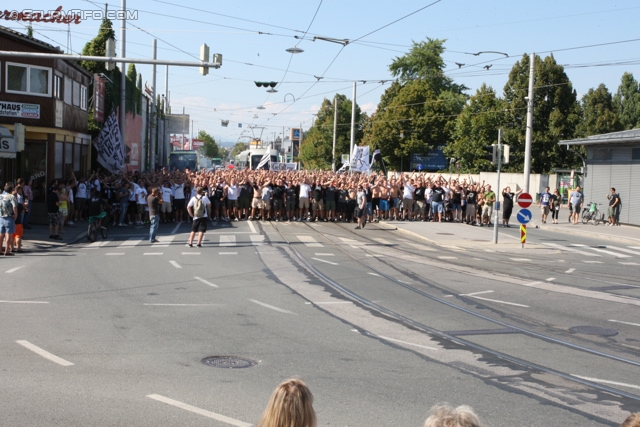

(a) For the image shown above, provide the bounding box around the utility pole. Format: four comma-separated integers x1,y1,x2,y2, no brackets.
332,96,338,172
523,52,535,194
493,129,503,244
163,64,169,165
150,39,157,171
119,0,126,159
350,82,356,158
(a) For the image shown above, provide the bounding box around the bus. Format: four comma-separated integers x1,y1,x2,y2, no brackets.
169,150,198,171
210,157,223,169
235,147,279,170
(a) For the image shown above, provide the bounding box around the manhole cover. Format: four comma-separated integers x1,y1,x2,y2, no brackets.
201,356,258,368
569,326,618,337
436,233,454,235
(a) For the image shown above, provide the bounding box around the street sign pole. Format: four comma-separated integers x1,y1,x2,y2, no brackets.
493,129,503,244
520,224,527,248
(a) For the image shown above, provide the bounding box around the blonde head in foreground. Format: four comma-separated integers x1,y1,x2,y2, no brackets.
258,378,316,427
424,404,483,427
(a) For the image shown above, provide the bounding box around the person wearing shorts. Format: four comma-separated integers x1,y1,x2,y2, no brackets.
186,186,211,248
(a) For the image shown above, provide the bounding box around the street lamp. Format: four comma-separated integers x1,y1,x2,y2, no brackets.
286,46,304,54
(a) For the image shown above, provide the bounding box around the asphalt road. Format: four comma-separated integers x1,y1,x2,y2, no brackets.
1,218,639,426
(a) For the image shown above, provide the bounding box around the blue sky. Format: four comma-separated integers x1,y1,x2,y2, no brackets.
8,0,640,146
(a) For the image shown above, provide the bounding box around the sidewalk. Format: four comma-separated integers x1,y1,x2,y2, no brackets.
377,217,640,252
18,222,88,252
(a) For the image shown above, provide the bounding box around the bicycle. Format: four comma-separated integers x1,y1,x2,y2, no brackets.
581,202,604,225
87,211,109,242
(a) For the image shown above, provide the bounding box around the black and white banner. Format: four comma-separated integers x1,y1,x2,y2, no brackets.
93,111,125,174
349,145,370,172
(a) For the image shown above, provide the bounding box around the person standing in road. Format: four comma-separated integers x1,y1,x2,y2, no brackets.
0,183,18,256
355,184,367,229
569,186,584,224
550,188,562,224
539,186,552,224
47,183,63,240
607,187,621,226
186,186,211,248
147,187,162,243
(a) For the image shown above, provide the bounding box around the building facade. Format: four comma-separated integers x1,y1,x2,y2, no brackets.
560,129,640,226
0,26,92,222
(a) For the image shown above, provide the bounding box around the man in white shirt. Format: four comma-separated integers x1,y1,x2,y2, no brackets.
186,186,211,248
298,179,311,221
135,182,147,225
171,178,186,223
402,177,415,221
160,181,174,223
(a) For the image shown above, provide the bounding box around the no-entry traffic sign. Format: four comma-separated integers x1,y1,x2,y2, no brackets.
517,192,533,208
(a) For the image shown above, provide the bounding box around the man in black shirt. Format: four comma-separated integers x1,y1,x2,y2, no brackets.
284,181,296,221
465,185,477,225
431,182,445,223
311,180,324,221
414,180,426,220
272,179,285,221
324,180,337,222
47,184,62,240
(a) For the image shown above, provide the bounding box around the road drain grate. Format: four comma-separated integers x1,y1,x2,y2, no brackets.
569,326,618,337
445,328,520,336
201,356,258,368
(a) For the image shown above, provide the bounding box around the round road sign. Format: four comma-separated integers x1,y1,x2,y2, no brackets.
516,208,532,224
517,192,533,208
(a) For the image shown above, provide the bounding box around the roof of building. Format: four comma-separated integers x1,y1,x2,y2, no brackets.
559,128,640,146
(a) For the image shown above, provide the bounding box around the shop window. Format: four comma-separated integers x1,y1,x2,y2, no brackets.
6,63,51,96
632,147,640,160
22,141,48,203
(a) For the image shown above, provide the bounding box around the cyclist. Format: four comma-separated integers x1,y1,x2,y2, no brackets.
87,189,109,228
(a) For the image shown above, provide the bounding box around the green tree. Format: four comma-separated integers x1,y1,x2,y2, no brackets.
299,94,365,170
502,54,580,173
576,84,622,137
80,18,115,75
230,142,248,158
197,130,219,158
363,38,467,171
613,72,640,130
445,84,505,173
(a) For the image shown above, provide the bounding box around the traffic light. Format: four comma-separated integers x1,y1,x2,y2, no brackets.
485,144,497,164
105,38,115,71
254,81,278,88
200,43,210,76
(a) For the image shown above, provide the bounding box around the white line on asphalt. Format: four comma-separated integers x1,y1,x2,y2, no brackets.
169,260,182,269
247,220,257,234
543,243,601,256
438,256,458,260
219,235,236,247
306,301,353,305
368,272,381,276
571,375,640,390
460,290,494,297
16,340,74,366
250,235,265,246
0,300,49,304
144,304,221,306
6,266,24,273
147,394,251,427
570,244,586,247
619,262,640,266
582,260,602,264
609,319,640,327
377,335,438,351
406,242,436,251
194,277,218,288
119,238,142,247
311,257,338,266
630,246,640,250
106,253,125,256
314,253,335,256
298,235,323,247
170,223,181,235
468,296,530,308
219,252,237,255
181,252,201,255
372,238,392,245
510,258,531,262
565,268,575,273
249,299,295,314
144,252,163,256
546,278,555,282
588,247,631,258
605,246,640,256
156,235,176,248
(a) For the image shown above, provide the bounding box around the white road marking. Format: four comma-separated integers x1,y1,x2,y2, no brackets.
619,262,640,266
570,244,587,247
85,240,111,248
307,301,353,305
588,247,631,258
219,252,237,255
311,257,338,266
372,238,392,245
143,252,163,256
156,235,176,247
582,260,602,264
181,252,201,255
247,220,257,234
368,272,381,276
219,235,236,247
571,375,640,391
520,281,640,307
6,266,24,273
406,242,436,251
147,394,251,427
630,246,640,250
106,253,125,256
467,296,529,308
565,268,575,273
170,223,181,235
0,300,49,304
460,290,494,297
378,335,439,351
438,256,458,260
543,243,600,256
609,319,640,327
510,258,531,262
250,235,265,246
603,246,640,256
169,260,182,269
194,277,218,288
16,340,73,366
298,235,323,247
546,278,555,282
314,253,334,256
249,299,295,314
119,238,142,247
144,304,221,306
